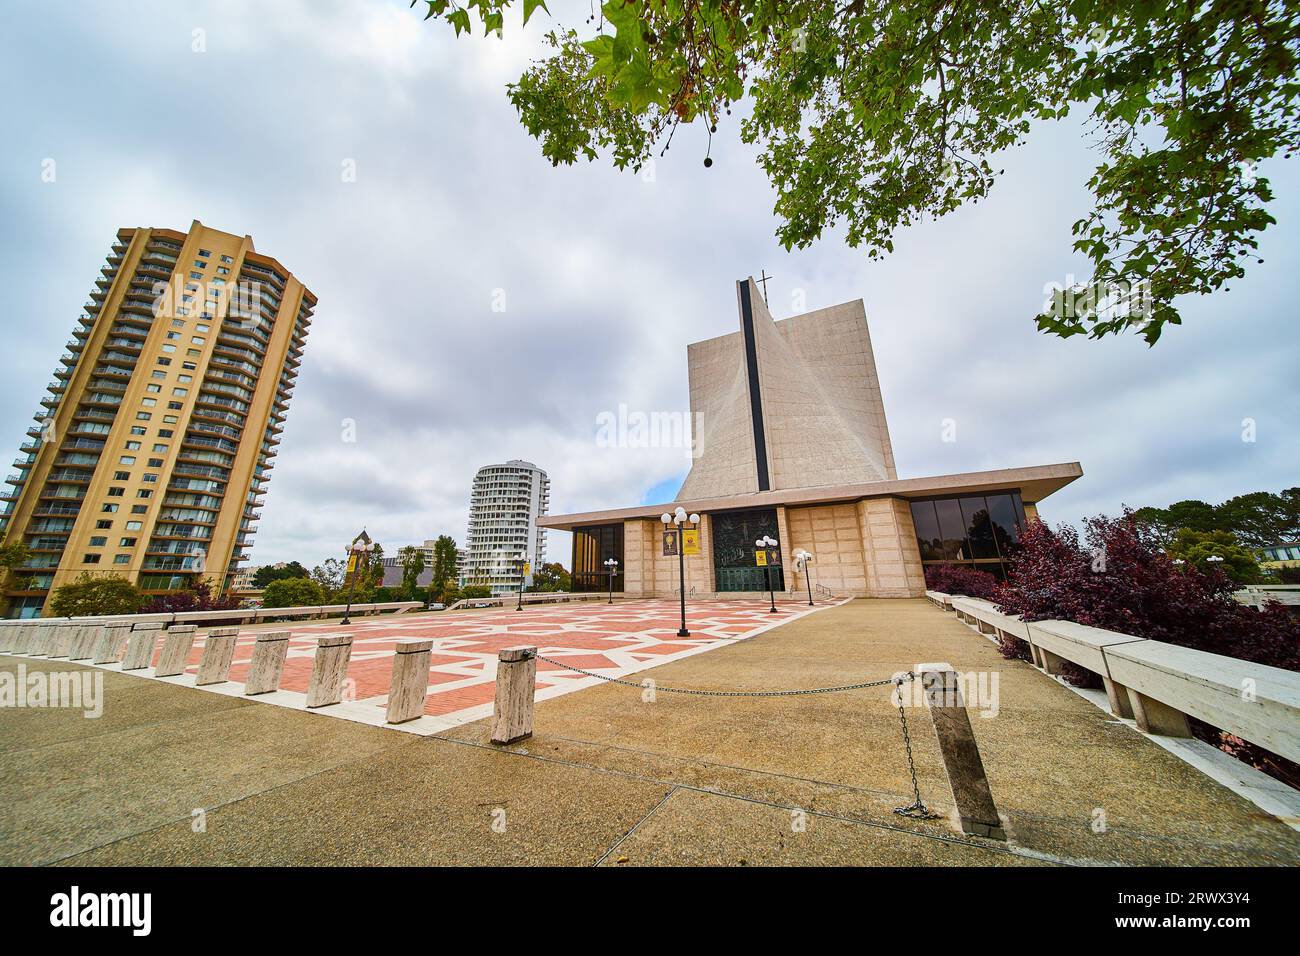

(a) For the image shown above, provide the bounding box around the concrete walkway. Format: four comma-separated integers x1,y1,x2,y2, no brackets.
2,598,1297,866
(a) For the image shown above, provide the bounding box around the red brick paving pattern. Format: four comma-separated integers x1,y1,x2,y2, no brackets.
179,598,817,723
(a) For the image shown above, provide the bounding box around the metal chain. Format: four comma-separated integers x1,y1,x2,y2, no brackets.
533,655,938,819
892,689,939,820
535,654,904,697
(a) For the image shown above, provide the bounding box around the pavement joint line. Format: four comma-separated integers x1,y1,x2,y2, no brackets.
44,732,423,867
593,785,680,867
424,732,1043,862
447,727,1294,862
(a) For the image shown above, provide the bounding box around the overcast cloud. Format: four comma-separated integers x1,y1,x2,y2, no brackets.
2,0,1296,571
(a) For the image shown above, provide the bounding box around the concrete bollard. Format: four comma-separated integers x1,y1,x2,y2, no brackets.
917,662,1005,841
92,623,134,664
11,623,40,655
244,631,291,695
386,640,433,724
491,646,538,745
121,622,165,671
48,623,80,659
154,624,199,677
69,624,100,661
29,621,63,657
305,635,352,707
195,628,240,686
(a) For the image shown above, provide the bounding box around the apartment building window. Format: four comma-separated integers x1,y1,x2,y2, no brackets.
113,471,130,481
172,387,188,397
113,555,130,565
107,488,124,497
198,249,211,258
126,521,142,531
137,489,152,499
148,457,163,466
130,505,147,515
151,370,166,380
102,504,118,513
89,536,107,547
95,520,112,530
126,441,141,450
130,427,146,436
119,538,137,548
142,398,156,407
120,456,135,465
83,554,100,564
189,272,203,280
142,474,158,483
137,412,151,421
220,254,232,263
168,401,183,410
146,384,161,393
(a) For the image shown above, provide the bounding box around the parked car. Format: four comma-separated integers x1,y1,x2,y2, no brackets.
427,602,446,611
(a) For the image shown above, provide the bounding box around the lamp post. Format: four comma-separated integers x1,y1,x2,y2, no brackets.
604,557,619,605
793,548,815,606
340,531,376,625
516,554,526,611
662,506,699,637
756,534,778,613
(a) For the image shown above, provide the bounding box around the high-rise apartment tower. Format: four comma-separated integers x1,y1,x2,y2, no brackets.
1,220,313,616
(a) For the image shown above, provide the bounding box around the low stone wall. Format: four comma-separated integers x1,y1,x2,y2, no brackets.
926,591,1300,765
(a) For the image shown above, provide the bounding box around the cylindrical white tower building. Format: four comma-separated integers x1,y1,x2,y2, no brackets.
462,460,549,596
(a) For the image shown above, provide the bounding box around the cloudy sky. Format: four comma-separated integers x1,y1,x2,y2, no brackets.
2,0,1296,571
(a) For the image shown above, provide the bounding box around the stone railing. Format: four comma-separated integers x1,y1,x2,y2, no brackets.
925,590,1300,765
443,592,609,612
0,600,423,631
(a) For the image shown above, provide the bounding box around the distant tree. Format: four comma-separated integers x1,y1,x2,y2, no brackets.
1132,488,1300,549
262,577,326,609
529,562,571,592
1166,529,1267,585
48,573,146,617
430,535,459,598
252,561,309,588
311,559,346,598
397,545,426,599
459,585,491,600
142,580,241,614
0,535,29,572
1214,490,1300,548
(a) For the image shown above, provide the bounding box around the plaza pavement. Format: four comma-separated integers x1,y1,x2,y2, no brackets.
1,598,1297,866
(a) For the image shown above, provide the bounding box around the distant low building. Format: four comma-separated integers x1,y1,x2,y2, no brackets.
1262,541,1300,567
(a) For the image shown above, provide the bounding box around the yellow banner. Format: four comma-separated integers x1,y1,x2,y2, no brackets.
755,551,768,567
345,554,357,575
682,529,701,555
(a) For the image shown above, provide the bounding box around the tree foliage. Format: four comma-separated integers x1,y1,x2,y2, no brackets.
397,545,427,598
142,581,241,614
47,573,146,617
1165,527,1267,583
417,0,1300,343
252,561,310,588
430,535,459,600
1132,487,1300,548
528,561,572,592
262,577,327,609
997,512,1298,671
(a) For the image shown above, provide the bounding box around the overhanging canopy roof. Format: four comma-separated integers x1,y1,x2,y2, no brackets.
538,462,1082,532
